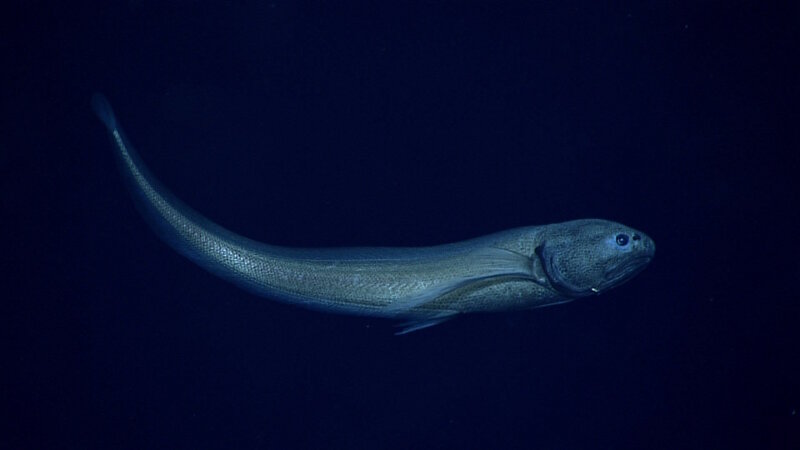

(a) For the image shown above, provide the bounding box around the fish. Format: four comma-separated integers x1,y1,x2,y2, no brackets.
92,94,655,334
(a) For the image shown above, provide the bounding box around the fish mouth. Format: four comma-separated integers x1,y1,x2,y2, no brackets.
603,255,653,285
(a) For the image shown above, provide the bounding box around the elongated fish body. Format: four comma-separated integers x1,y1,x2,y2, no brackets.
92,94,655,333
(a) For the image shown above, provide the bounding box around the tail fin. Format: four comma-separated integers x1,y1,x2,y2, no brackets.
91,93,118,130
90,93,283,301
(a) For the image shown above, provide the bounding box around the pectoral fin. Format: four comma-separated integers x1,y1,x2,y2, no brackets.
384,247,534,314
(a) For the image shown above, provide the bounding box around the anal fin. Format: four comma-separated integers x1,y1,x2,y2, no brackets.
394,314,456,335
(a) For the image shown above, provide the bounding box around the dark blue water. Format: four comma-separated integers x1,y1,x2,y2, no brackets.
4,2,798,449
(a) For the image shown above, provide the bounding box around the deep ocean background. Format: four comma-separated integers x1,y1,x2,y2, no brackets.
3,1,799,449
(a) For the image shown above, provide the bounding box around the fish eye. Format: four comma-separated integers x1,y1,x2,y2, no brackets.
615,234,629,246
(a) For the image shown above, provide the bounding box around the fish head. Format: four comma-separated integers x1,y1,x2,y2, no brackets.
536,219,655,297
